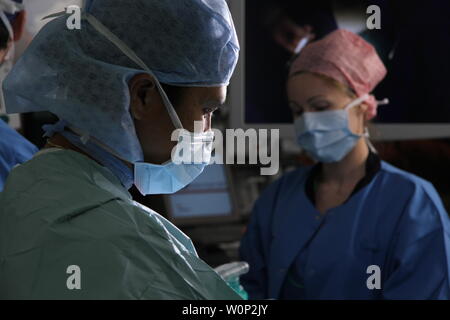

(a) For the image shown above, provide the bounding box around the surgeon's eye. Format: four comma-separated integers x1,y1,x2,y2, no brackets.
311,101,331,112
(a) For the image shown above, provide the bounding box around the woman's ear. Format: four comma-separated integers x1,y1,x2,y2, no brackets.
11,11,26,42
360,102,375,126
359,102,369,115
129,73,157,121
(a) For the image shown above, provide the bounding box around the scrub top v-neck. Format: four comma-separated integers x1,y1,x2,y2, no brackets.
281,152,381,299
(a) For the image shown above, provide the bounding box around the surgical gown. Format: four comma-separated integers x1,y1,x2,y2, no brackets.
0,119,38,191
0,149,241,300
240,159,450,300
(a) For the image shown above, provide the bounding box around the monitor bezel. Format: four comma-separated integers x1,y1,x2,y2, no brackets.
227,0,450,141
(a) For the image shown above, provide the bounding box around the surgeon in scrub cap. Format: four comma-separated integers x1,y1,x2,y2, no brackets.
0,0,240,300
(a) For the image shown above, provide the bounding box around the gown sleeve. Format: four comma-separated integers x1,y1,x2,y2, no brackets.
239,177,285,300
240,199,269,299
382,183,450,300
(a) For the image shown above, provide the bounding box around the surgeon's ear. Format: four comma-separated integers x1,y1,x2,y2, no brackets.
129,73,157,121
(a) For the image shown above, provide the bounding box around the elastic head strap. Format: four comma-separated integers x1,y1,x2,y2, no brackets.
41,8,185,130
345,93,370,111
0,0,24,15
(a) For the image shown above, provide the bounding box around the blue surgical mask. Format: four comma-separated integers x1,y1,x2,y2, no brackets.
134,158,209,195
44,120,214,195
294,94,369,163
134,129,215,195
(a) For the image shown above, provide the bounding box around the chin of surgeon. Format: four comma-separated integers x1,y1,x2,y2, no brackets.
0,0,37,192
239,29,450,300
0,0,241,300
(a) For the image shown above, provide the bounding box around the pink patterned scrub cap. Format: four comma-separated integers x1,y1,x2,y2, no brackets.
289,29,387,120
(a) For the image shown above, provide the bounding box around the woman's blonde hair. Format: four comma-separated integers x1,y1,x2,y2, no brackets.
289,71,357,99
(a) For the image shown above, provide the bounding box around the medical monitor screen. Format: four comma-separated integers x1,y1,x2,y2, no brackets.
166,164,235,222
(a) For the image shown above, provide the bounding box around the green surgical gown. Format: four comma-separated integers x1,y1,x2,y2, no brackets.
0,149,241,300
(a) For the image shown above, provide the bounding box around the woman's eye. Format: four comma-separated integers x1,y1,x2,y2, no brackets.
312,102,330,111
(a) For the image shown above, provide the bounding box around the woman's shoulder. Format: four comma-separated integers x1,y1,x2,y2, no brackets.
378,160,447,214
379,160,438,193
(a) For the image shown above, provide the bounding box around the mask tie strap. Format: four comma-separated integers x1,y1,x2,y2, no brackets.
42,8,185,131
364,127,379,154
345,93,370,111
364,98,389,154
0,0,24,16
376,98,390,106
81,12,184,131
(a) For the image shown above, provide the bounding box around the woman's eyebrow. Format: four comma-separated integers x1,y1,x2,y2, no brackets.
307,95,326,104
288,95,326,108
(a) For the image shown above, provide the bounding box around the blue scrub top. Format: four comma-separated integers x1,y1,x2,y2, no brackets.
240,158,450,300
0,119,38,191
